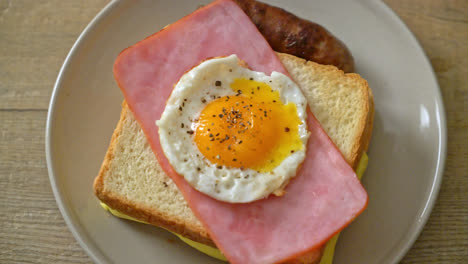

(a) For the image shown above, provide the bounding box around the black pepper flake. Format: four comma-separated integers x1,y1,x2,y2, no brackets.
273,100,276,103
239,140,243,144
217,165,222,169
229,68,232,72
162,182,168,187
249,77,253,80
285,127,290,132
209,133,213,137
218,114,224,118
187,130,194,135
178,106,183,111
257,86,260,90
291,150,295,153
197,167,201,171
232,158,237,161
180,123,184,128
201,98,207,103
184,98,187,102
215,80,222,86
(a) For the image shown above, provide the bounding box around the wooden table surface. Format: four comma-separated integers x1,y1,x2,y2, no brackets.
0,0,466,263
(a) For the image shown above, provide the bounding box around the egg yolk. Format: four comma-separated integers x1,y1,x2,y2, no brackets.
194,78,303,172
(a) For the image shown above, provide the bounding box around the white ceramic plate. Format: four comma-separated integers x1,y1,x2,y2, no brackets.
46,0,446,263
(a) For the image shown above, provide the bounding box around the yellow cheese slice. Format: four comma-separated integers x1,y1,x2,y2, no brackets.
100,203,228,261
101,152,368,263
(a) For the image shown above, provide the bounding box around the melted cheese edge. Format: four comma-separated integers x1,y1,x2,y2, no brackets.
100,153,368,263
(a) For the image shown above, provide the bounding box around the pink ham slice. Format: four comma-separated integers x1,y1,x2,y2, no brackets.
113,0,368,263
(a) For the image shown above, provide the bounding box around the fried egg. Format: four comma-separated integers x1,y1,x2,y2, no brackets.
157,55,309,203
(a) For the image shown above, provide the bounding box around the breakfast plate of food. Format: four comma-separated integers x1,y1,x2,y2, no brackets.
46,0,446,263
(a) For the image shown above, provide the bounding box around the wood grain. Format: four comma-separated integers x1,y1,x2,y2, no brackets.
0,0,466,263
0,1,108,263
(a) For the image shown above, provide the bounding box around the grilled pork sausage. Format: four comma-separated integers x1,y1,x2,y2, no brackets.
234,0,355,73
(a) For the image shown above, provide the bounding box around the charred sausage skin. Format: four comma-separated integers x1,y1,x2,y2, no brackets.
234,0,355,73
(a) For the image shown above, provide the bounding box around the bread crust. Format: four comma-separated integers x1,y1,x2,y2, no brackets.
93,102,216,247
93,56,374,264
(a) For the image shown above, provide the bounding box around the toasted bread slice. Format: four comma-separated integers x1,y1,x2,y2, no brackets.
280,53,374,170
94,53,374,263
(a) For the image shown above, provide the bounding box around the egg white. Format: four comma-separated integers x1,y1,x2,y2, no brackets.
156,55,309,203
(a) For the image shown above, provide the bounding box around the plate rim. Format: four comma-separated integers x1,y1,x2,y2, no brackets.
46,1,121,263
361,1,446,263
45,0,447,263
